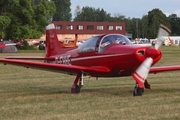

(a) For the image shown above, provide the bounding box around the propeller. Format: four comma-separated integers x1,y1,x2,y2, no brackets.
155,24,171,49
132,24,171,90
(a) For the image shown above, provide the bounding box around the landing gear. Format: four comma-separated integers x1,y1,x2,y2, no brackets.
133,79,151,96
133,83,144,96
71,85,81,93
71,73,84,93
144,79,151,89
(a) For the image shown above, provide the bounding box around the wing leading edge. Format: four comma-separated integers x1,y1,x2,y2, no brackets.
0,58,110,75
4,56,54,61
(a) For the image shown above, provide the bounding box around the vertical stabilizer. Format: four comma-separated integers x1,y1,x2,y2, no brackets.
45,23,63,57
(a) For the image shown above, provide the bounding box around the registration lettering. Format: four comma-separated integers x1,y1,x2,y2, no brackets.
55,55,71,65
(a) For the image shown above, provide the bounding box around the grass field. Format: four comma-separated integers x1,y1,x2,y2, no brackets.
0,46,180,120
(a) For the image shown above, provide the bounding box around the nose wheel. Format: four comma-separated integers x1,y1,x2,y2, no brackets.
133,84,144,96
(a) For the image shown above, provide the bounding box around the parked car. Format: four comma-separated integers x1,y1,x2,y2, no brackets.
138,39,152,46
39,41,46,50
130,39,136,44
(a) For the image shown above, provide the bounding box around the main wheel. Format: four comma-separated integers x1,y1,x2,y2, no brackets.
75,85,80,93
71,85,80,93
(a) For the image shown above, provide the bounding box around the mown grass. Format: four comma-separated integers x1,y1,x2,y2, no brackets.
0,47,180,120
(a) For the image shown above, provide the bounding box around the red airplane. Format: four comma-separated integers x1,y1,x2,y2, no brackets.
0,23,180,96
0,42,20,48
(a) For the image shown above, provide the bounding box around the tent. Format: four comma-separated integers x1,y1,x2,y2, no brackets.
0,41,18,53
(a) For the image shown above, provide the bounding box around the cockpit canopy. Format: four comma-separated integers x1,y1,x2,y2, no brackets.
78,34,132,53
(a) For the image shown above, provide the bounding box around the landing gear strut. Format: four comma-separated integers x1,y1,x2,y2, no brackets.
144,79,151,89
71,73,84,93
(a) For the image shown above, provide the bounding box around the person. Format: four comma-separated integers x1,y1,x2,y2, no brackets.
111,38,125,44
111,39,119,44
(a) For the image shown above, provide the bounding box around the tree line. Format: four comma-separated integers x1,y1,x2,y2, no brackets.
74,6,180,39
0,0,180,40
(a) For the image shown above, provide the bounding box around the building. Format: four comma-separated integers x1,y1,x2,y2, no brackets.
50,21,126,41
150,36,180,46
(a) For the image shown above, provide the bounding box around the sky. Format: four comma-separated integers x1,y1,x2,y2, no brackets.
71,0,180,18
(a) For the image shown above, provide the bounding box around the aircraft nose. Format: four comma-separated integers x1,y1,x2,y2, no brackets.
145,47,161,58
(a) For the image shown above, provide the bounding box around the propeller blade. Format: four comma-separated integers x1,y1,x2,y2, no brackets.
133,24,171,93
155,37,164,49
132,57,153,88
155,24,171,49
157,24,171,38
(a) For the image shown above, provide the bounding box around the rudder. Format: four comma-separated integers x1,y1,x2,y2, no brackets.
45,23,63,57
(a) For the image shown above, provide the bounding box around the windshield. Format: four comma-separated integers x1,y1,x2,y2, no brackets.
78,36,100,53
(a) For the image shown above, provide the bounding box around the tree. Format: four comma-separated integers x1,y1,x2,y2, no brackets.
128,18,141,39
95,8,111,22
0,16,11,39
73,6,180,39
73,6,112,22
124,17,136,39
33,0,56,33
147,8,170,38
5,0,36,39
110,13,126,22
74,6,96,21
140,15,148,38
52,0,71,21
0,0,56,40
168,14,180,36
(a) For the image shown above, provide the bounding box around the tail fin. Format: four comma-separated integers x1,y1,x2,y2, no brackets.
45,23,63,57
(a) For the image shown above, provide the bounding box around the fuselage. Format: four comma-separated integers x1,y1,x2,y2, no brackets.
45,26,162,77
49,44,162,77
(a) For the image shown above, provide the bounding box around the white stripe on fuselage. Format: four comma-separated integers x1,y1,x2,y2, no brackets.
71,53,131,62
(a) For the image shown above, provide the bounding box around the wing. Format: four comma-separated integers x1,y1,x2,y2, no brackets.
149,65,180,73
5,56,54,61
0,44,5,48
0,43,19,48
0,58,110,75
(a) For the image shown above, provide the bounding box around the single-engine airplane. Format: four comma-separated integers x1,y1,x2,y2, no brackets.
0,42,20,48
61,34,78,48
0,23,180,96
